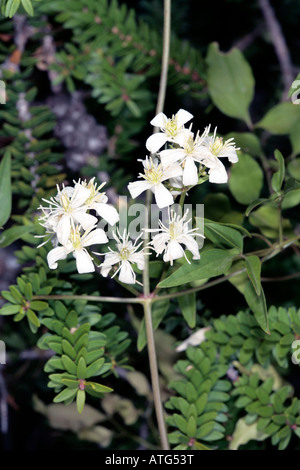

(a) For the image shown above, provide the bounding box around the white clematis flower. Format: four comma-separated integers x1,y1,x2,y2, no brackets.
159,125,211,186
98,229,147,285
198,127,240,183
47,224,108,273
75,177,120,226
147,209,204,265
127,156,183,208
146,108,193,153
40,183,98,246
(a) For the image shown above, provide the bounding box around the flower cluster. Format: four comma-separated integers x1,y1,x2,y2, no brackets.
38,178,148,284
128,109,239,208
37,110,239,283
127,109,239,265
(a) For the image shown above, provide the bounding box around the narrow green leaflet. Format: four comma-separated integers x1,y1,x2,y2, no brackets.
206,42,254,125
158,249,234,289
21,0,34,15
244,280,269,334
0,151,12,228
271,150,285,194
5,0,20,17
245,255,261,296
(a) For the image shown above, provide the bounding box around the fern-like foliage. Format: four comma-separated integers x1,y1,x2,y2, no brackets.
166,306,300,450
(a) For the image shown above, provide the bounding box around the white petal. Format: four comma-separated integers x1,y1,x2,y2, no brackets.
118,260,136,284
93,202,119,226
153,184,174,208
227,150,239,163
74,249,95,273
146,133,168,153
72,185,91,208
128,180,152,199
82,228,108,247
150,112,167,128
181,234,200,260
73,210,98,230
208,162,228,184
47,246,68,269
100,252,120,276
56,214,71,246
162,162,183,181
160,148,184,167
163,240,184,265
151,233,169,255
183,157,199,186
176,109,193,128
129,252,145,270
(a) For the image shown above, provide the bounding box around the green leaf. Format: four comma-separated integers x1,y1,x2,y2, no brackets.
27,309,40,327
5,0,20,17
85,382,113,394
203,220,243,251
206,42,254,124
271,150,285,194
0,152,12,227
229,153,264,205
158,249,234,288
0,225,34,248
244,281,269,334
86,357,105,378
178,292,196,328
21,0,34,15
53,387,77,403
30,301,48,312
245,255,261,295
62,355,77,375
245,198,269,217
77,356,87,379
0,304,20,315
76,389,85,414
255,102,300,135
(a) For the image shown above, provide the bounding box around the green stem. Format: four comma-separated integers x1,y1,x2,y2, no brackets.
154,0,171,119
32,294,144,304
139,0,171,451
143,300,169,450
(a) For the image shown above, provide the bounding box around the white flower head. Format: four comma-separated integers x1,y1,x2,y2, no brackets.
199,127,240,183
147,209,204,266
146,109,193,153
39,183,98,246
98,229,147,285
75,177,119,226
159,125,211,186
47,224,108,274
127,156,183,208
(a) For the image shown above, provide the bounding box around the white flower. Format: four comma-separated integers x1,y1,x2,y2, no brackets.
47,224,108,273
127,156,183,208
40,183,98,246
146,109,193,153
147,209,204,265
99,229,147,285
159,125,211,186
75,177,120,226
198,127,240,183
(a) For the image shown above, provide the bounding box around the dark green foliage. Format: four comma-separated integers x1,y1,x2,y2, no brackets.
167,306,300,450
